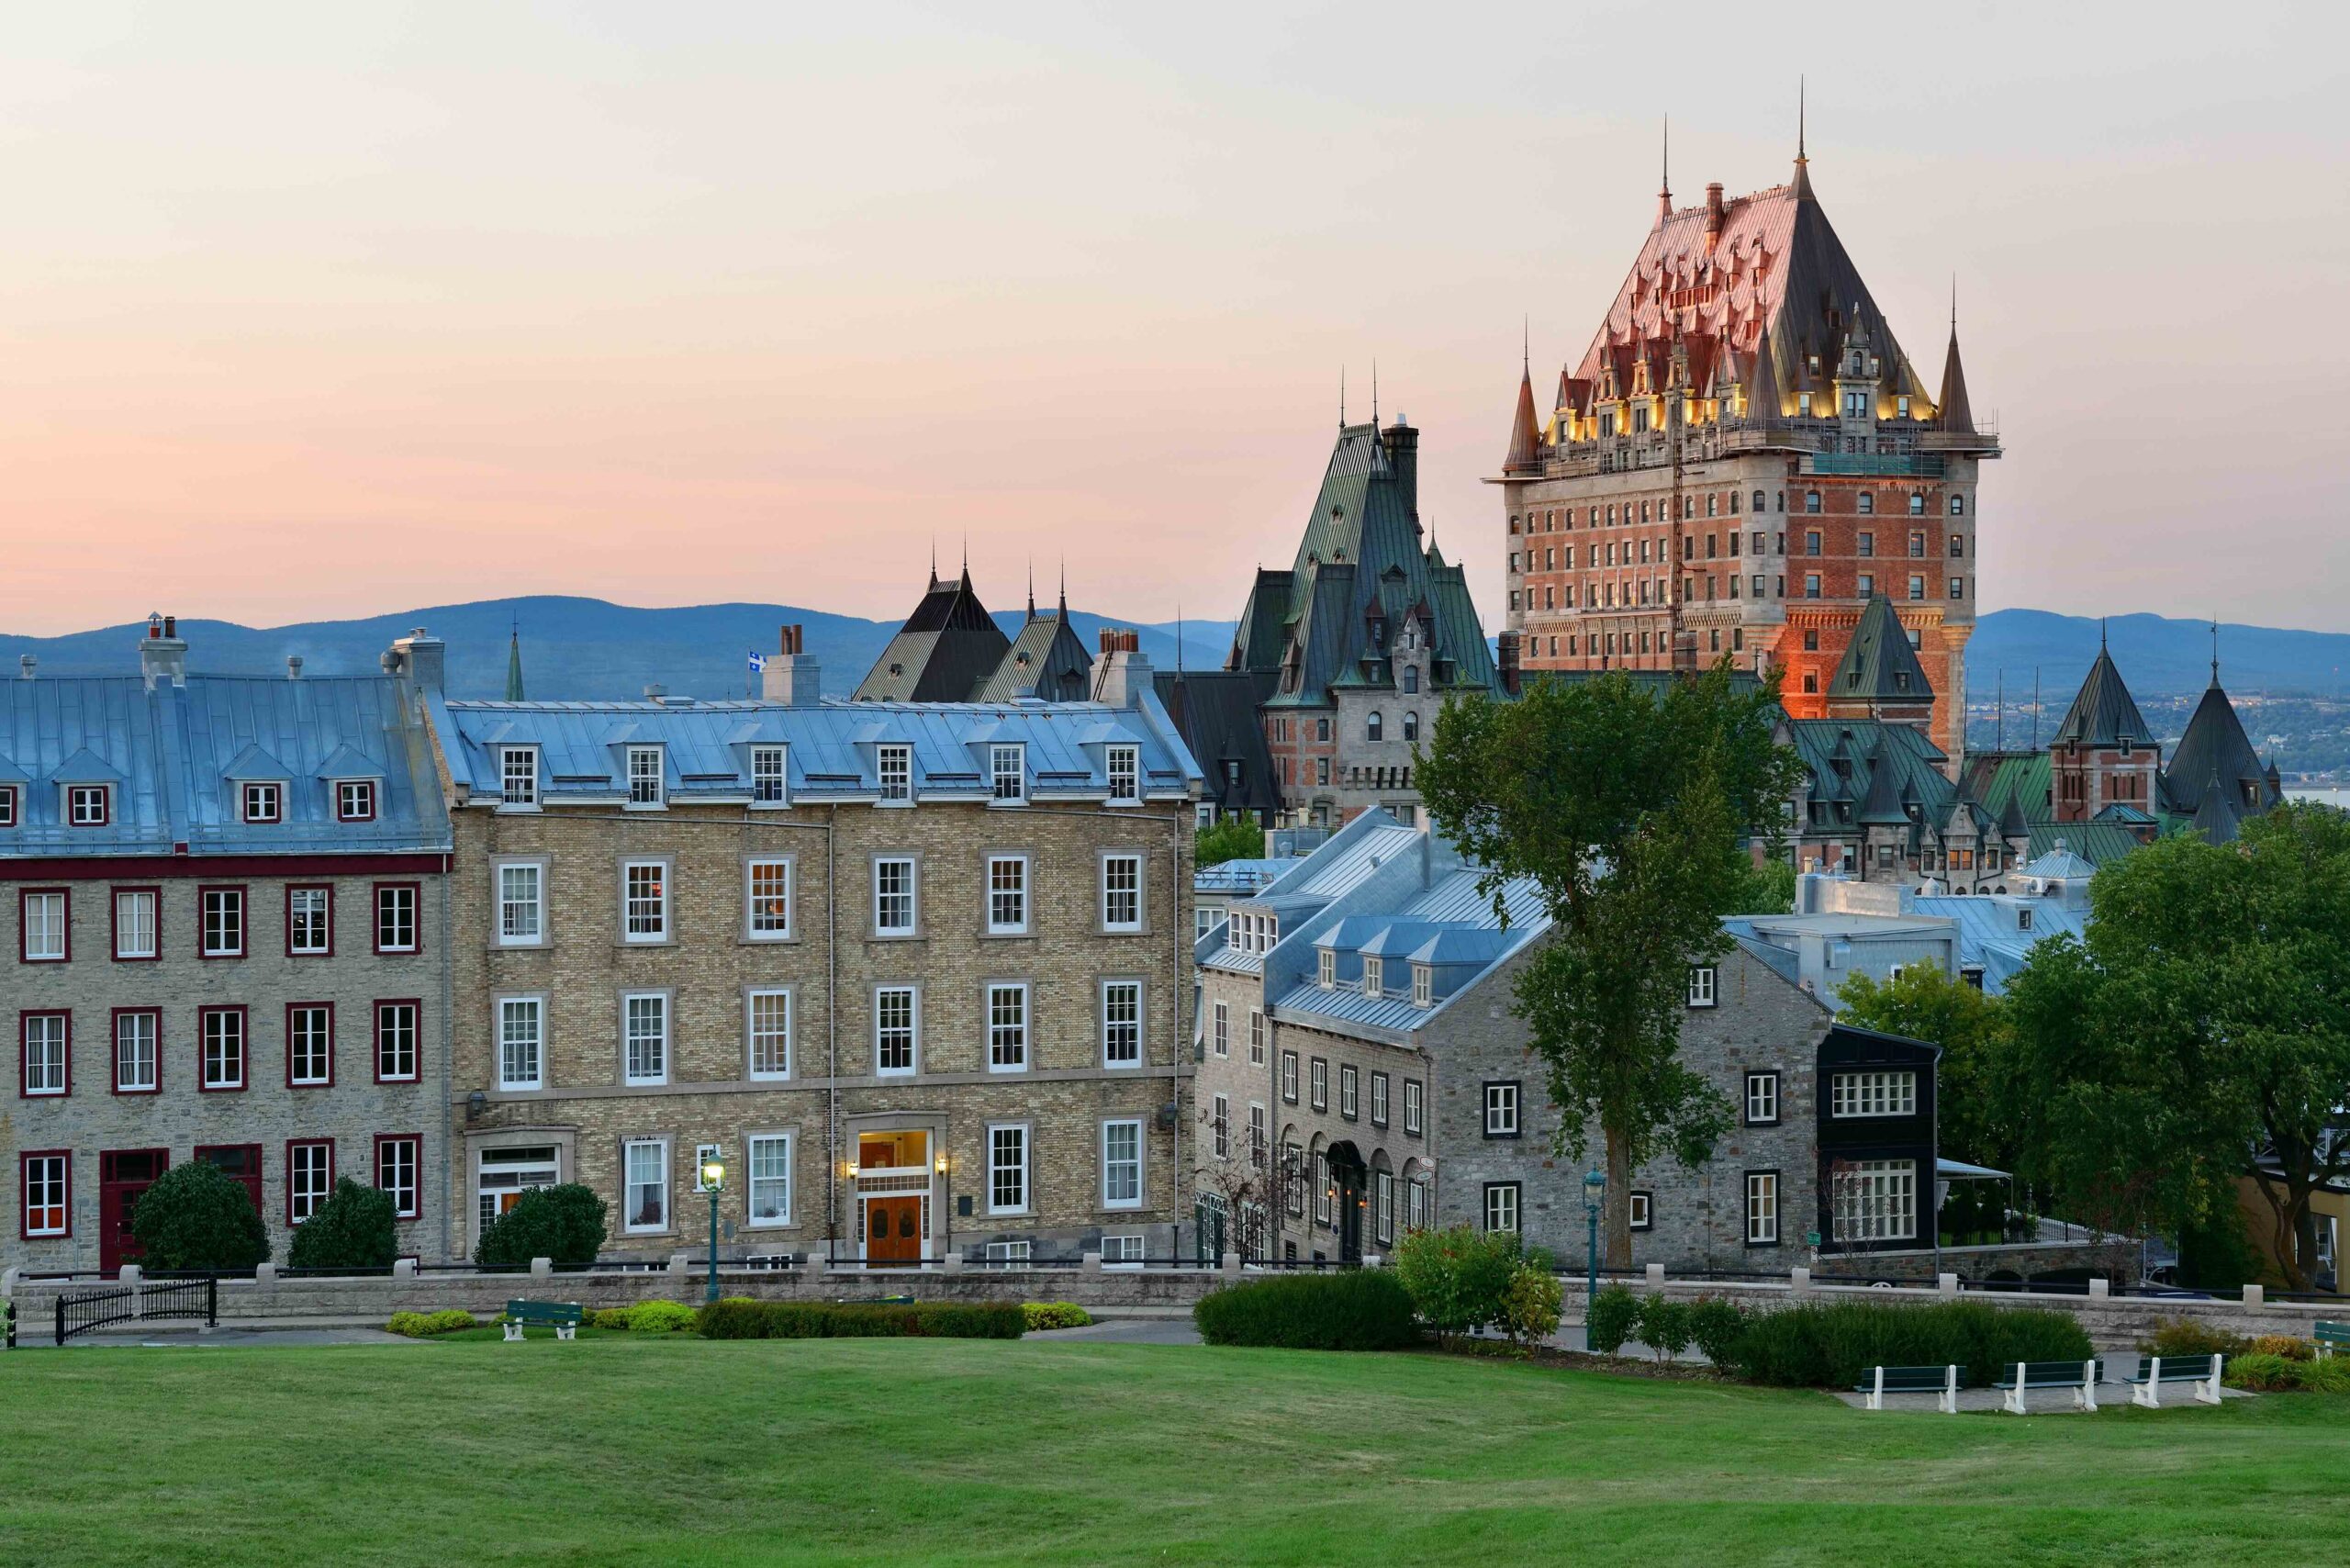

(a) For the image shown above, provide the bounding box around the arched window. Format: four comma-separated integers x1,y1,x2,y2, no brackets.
1367,711,1383,742
1403,712,1418,742
1949,495,1965,517
1858,493,1874,515
1403,667,1419,694
1908,492,1926,516
1752,489,1766,512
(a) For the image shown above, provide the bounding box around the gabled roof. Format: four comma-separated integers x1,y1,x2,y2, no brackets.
1786,718,1952,817
2050,644,2151,749
1828,595,1933,705
2025,822,2142,868
853,569,1015,702
1154,668,1280,817
1855,742,1911,825
973,606,1091,702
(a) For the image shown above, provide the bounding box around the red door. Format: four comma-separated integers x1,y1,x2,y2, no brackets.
866,1197,922,1266
100,1149,170,1273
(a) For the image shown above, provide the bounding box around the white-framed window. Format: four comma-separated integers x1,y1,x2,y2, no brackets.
624,1138,670,1233
1280,1049,1299,1103
288,1004,332,1086
746,1133,792,1226
498,996,543,1091
986,855,1028,935
113,889,156,959
626,745,665,807
375,1001,419,1083
1101,980,1141,1068
21,1013,67,1095
1687,965,1718,1007
877,744,913,802
22,890,66,961
990,744,1025,803
375,1136,420,1221
747,988,791,1081
1374,1170,1395,1246
1361,955,1383,996
287,887,331,956
201,1008,246,1090
622,991,669,1086
1405,1176,1427,1233
621,860,669,943
1412,965,1432,1006
1317,947,1335,988
1831,1070,1917,1118
375,884,419,954
67,784,109,826
1339,1063,1359,1119
1101,1233,1145,1265
1370,1071,1389,1126
498,861,545,946
1404,1078,1424,1136
1314,1153,1331,1225
987,982,1029,1072
746,857,792,939
1483,1182,1519,1233
1212,1093,1230,1158
1106,745,1139,803
500,747,539,808
115,1010,159,1092
1212,1000,1228,1058
1832,1159,1918,1243
874,985,918,1075
1194,906,1217,940
1101,853,1143,932
201,888,244,958
1483,1081,1519,1137
1248,1009,1265,1066
1309,1058,1327,1112
21,1151,68,1238
337,778,376,822
983,1239,1032,1268
1745,1071,1780,1126
1248,1103,1268,1170
289,1141,332,1225
874,857,917,935
241,780,284,823
751,745,788,805
1629,1191,1653,1231
1103,1118,1143,1207
988,1123,1029,1214
1746,1171,1780,1244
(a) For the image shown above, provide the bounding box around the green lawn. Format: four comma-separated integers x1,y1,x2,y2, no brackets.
3,1337,2345,1566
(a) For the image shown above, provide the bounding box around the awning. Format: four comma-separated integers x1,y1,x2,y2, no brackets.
1937,1158,2009,1181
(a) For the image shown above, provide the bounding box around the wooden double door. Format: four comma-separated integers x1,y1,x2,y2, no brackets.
866,1196,923,1266
100,1149,170,1273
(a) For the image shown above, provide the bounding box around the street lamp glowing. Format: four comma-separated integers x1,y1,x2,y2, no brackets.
699,1154,727,1305
934,1153,948,1175
701,1158,727,1191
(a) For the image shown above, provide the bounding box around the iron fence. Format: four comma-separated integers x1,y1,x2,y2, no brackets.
53,1275,218,1344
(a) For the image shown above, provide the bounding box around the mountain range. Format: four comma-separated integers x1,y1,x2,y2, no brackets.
3,599,2342,703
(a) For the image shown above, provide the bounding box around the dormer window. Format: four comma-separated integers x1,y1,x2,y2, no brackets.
242,781,284,823
751,745,788,804
1106,745,1139,803
2018,907,2033,933
1361,955,1383,997
500,747,538,808
627,745,665,807
990,744,1025,803
878,745,912,802
336,780,376,822
67,784,109,827
1317,947,1335,988
1412,965,1432,1007
0,786,17,827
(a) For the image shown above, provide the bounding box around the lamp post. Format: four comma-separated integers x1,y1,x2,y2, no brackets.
700,1156,727,1305
1582,1167,1606,1316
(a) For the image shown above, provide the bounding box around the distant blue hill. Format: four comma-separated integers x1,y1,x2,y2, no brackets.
0,597,1240,701
1962,610,2350,699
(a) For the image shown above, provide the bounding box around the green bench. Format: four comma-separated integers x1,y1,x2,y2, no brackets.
1993,1358,2104,1414
2315,1321,2347,1358
502,1300,584,1342
2127,1353,2222,1408
1855,1363,1964,1414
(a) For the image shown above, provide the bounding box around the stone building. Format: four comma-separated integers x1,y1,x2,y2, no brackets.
3,618,453,1271
1499,134,2000,764
1192,810,1941,1271
421,624,1201,1266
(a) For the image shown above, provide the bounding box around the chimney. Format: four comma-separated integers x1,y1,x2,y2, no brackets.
1090,628,1151,709
1379,417,1420,522
384,627,444,695
761,623,822,708
1705,182,1724,248
286,655,304,680
140,613,188,691
1495,631,1522,697
18,655,34,681
643,683,666,701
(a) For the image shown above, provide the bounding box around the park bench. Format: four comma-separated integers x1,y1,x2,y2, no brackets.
2314,1321,2347,1358
1993,1358,2104,1415
501,1300,584,1342
1855,1363,1964,1414
2126,1353,2223,1408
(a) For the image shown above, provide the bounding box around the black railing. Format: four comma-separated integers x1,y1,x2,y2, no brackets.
53,1275,217,1344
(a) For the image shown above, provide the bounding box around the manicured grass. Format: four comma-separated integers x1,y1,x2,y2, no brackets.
3,1338,2345,1566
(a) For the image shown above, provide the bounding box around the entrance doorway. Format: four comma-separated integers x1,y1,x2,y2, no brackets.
1326,1142,1367,1265
865,1196,923,1266
100,1148,170,1273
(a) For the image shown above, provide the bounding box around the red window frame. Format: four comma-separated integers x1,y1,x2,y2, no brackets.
110,1006,162,1095
19,1148,72,1239
241,780,284,824
373,881,420,955
64,784,111,827
285,1138,333,1226
374,1134,422,1221
19,1010,71,1098
198,1004,249,1092
18,886,70,963
285,1002,335,1089
373,998,422,1084
197,884,248,959
284,883,335,958
195,1143,263,1215
336,778,377,823
109,884,162,962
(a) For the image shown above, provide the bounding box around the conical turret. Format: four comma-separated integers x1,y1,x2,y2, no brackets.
1505,361,1542,473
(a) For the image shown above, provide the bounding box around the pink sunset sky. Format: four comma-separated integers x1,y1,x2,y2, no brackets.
3,3,2344,636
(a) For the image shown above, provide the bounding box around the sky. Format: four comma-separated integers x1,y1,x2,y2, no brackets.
2,2,2345,636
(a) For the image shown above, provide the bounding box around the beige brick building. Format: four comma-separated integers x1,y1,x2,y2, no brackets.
423,628,1200,1266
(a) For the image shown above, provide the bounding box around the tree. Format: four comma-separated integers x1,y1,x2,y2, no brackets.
131,1160,270,1271
1417,663,1803,1266
1837,966,2015,1176
287,1177,398,1271
1726,855,1797,915
2001,805,2350,1290
474,1182,610,1268
1190,1106,1306,1262
1194,817,1265,868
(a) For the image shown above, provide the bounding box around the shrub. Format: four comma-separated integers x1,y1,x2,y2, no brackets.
287,1178,397,1272
1584,1284,1639,1356
2223,1352,2300,1393
1192,1271,1419,1350
1393,1225,1520,1342
626,1300,699,1334
1637,1295,1693,1361
385,1309,476,1338
1498,1264,1563,1348
589,1307,633,1330
1023,1302,1094,1331
2247,1334,2312,1361
696,1300,1024,1340
1686,1297,1750,1366
474,1183,608,1269
2140,1316,2247,1360
131,1160,270,1272
1721,1301,2092,1388
2297,1356,2350,1394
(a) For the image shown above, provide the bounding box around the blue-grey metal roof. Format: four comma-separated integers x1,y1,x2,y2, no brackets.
1194,856,1301,894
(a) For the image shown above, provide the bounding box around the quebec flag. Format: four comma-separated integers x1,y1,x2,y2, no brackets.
747,651,767,673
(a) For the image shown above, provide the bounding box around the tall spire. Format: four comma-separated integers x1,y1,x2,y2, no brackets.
2210,620,2221,688
505,618,525,702
1505,354,1541,473
1937,282,1975,434
1339,365,1346,429
1371,358,1379,428
1791,77,1814,200
1026,558,1035,621
1657,115,1672,219
929,536,938,588
1058,558,1068,619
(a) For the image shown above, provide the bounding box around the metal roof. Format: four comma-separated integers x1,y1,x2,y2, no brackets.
2049,645,2152,749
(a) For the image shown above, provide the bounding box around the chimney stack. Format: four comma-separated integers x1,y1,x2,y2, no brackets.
140,613,188,691
18,655,34,681
1380,417,1420,523
286,655,304,680
383,627,444,695
1495,631,1522,697
762,622,822,707
1090,628,1151,709
1705,182,1724,247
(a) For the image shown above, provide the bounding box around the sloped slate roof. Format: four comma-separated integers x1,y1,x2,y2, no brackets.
1154,668,1280,817
2165,679,2277,826
853,570,1014,702
2050,646,2152,749
1829,595,1934,705
1786,718,1951,817
973,609,1091,703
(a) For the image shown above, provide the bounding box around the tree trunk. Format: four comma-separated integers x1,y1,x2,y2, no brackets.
1604,1126,1634,1270
2253,1175,2313,1293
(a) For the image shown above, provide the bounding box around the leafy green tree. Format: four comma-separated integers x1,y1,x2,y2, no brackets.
131,1160,270,1271
2002,805,2350,1289
1194,817,1265,868
1391,1223,1521,1343
1726,856,1797,915
474,1182,610,1268
1417,663,1803,1265
1837,966,2014,1175
287,1177,398,1271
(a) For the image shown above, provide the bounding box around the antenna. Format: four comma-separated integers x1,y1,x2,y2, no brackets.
1371,359,1379,428
1339,366,1346,429
1176,600,1185,675
2211,619,2221,686
2031,666,2041,749
1995,669,2004,752
1798,76,1807,162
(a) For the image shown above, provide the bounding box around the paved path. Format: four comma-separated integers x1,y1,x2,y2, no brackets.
17,1327,421,1351
1031,1316,1203,1346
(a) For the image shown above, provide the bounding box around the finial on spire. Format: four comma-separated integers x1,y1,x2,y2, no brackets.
1522,315,1530,375
2100,616,2108,652
1658,115,1672,218
1026,557,1035,621
929,535,937,586
1058,558,1067,617
1792,78,1814,199
2211,620,2221,687
1339,365,1346,429
1951,274,1958,333
1371,358,1379,428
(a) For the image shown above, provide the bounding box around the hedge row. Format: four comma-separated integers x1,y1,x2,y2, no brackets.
1192,1271,1419,1350
1720,1299,2092,1388
698,1299,1024,1339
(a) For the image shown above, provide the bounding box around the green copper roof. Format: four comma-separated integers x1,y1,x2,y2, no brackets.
504,632,526,702
1827,594,1933,705
2165,679,2277,827
2049,644,2150,748
1785,718,1952,824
